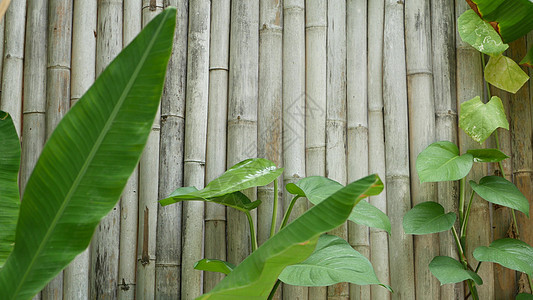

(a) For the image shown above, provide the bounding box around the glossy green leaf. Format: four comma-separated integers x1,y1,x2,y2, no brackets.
416,141,473,182
485,54,529,94
473,238,533,275
467,149,509,163
457,9,508,56
520,45,533,68
286,176,388,233
516,293,533,300
194,259,235,275
160,188,260,212
161,158,283,206
0,112,20,268
470,176,529,216
0,9,176,300
197,174,384,299
403,202,456,235
429,256,483,285
459,96,509,143
279,234,391,290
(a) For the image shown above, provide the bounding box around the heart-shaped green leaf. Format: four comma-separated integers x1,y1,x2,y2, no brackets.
485,54,530,94
0,111,21,268
403,202,457,235
429,256,483,285
194,259,235,275
517,293,533,300
470,176,529,216
457,9,508,56
459,96,509,143
466,149,509,163
473,238,533,275
416,141,473,182
520,45,533,68
279,234,391,291
349,201,391,235
160,187,260,212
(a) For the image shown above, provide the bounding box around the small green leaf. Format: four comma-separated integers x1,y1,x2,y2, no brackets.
467,149,509,163
516,293,533,300
403,202,456,235
457,9,508,56
349,201,391,235
429,256,483,285
459,96,509,143
485,54,530,94
194,259,235,275
520,45,533,68
473,238,533,275
470,176,529,216
279,235,391,291
416,141,473,182
160,188,260,212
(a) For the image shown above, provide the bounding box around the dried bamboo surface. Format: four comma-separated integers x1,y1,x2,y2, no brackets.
383,1,416,299
455,1,494,299
405,1,439,299
156,0,187,298
90,1,123,298
204,0,230,293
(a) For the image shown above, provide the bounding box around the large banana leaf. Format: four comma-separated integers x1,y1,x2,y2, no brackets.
0,111,20,268
198,174,384,299
0,8,176,299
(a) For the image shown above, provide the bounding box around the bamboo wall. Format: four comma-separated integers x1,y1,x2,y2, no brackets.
0,0,531,299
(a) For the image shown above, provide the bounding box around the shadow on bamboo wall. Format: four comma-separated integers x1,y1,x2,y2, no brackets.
0,0,531,299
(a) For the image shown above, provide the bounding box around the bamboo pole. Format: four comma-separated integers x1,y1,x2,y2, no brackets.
367,1,391,299
431,0,463,298
383,1,416,299
180,0,210,298
346,1,371,299
0,0,26,135
204,0,230,292
90,1,123,298
227,0,259,266
282,1,307,299
405,1,440,299
155,0,187,298
326,1,348,299
455,1,493,298
304,1,327,298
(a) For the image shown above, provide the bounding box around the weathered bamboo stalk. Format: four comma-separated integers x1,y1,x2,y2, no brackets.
325,1,348,299
367,1,391,299
455,2,493,299
90,1,123,298
383,1,416,299
346,1,370,299
204,0,230,292
0,0,26,135
282,1,306,299
155,0,187,298
405,1,440,299
116,1,141,299
431,0,463,298
227,0,259,266
305,1,327,298
181,0,210,298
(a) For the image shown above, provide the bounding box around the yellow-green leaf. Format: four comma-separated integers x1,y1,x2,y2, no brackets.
485,54,529,94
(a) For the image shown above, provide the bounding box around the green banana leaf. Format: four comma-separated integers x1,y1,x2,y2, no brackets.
0,111,20,268
197,174,384,299
0,8,176,300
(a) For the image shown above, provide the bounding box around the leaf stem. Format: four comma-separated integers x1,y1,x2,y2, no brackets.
460,191,475,240
268,280,282,300
270,178,279,238
245,211,258,252
459,177,466,223
279,195,301,230
481,53,491,101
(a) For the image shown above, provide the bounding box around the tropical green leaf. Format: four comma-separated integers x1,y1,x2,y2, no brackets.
470,176,529,216
466,149,509,163
161,158,283,206
429,256,483,285
403,202,456,235
194,259,235,275
457,9,508,56
520,45,533,68
0,111,20,268
517,293,533,300
197,174,384,299
473,238,533,275
159,188,260,212
459,96,509,143
286,176,388,232
416,141,473,182
485,54,529,94
0,8,176,300
279,234,391,290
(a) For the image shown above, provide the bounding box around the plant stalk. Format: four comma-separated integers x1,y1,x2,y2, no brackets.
459,177,466,223
270,178,279,238
245,211,258,252
460,192,475,240
279,196,301,230
268,279,282,300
